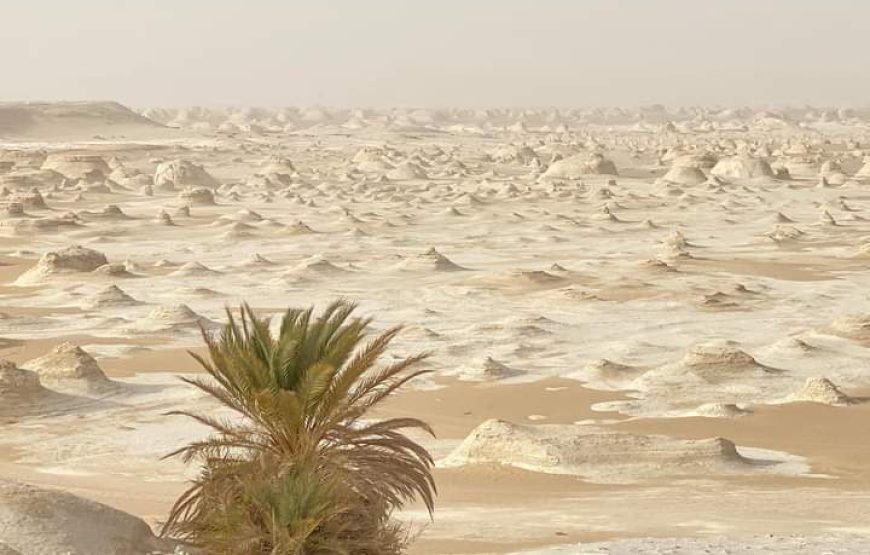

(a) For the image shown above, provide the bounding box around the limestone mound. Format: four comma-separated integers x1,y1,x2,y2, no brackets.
241,253,276,267
282,256,347,279
170,261,221,277
1,201,25,217
14,246,108,285
855,158,870,179
134,304,217,333
827,315,870,343
693,403,752,418
84,285,141,308
441,419,756,482
41,154,109,180
352,146,395,164
394,247,468,272
681,342,757,368
8,190,47,210
661,165,706,186
639,341,775,386
490,144,540,165
153,159,219,190
0,150,47,170
668,153,718,169
456,357,524,382
259,155,295,176
578,358,644,387
766,224,805,243
543,153,618,179
92,263,135,278
178,186,215,205
286,220,316,234
84,205,129,220
386,162,428,180
788,377,852,405
0,169,64,191
710,156,775,180
0,360,45,400
22,343,112,393
0,479,172,555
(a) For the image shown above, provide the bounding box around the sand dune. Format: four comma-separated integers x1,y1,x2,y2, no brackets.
0,102,173,141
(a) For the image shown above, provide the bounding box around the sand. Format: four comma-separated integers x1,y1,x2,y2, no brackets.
2,102,870,553
507,534,870,554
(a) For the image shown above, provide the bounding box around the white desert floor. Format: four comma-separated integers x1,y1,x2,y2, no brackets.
2,104,870,553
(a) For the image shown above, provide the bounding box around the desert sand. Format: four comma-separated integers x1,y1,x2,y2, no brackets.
2,102,870,553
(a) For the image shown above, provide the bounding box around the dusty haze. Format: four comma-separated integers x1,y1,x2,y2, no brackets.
2,0,869,107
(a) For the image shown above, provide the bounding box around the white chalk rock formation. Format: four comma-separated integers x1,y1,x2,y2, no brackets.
0,360,45,403
84,285,141,308
87,205,129,220
260,155,295,176
22,343,112,393
14,246,108,285
0,479,172,555
282,256,347,279
854,157,870,179
8,190,47,210
153,159,219,190
788,377,852,405
395,247,468,272
386,162,428,180
457,356,524,382
286,220,316,234
178,186,215,205
170,261,220,277
634,341,775,394
674,341,772,379
576,358,644,389
41,154,110,180
828,315,870,343
661,164,707,185
693,403,752,418
766,224,805,243
134,304,217,333
543,153,618,179
442,419,762,482
710,156,775,180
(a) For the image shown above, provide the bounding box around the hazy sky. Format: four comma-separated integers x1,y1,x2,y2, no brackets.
2,0,868,108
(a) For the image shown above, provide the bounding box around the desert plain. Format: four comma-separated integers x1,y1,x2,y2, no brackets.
1,101,870,554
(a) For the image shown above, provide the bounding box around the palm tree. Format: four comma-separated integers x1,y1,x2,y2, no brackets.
162,300,435,554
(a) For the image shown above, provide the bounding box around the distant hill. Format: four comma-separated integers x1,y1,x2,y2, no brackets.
0,101,177,141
